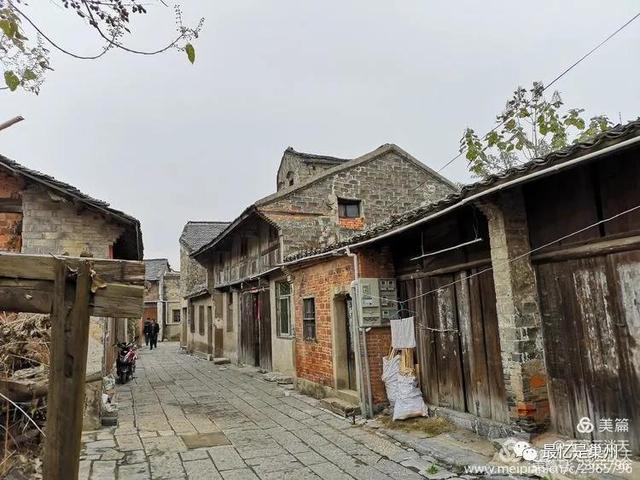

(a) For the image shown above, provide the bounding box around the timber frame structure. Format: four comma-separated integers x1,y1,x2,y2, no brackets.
0,252,144,480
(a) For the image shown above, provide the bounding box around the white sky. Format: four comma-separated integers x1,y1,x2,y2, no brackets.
2,1,639,267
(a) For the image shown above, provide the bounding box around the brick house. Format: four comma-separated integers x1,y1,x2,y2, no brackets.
283,121,640,450
179,221,230,356
0,154,143,428
191,144,457,381
141,259,181,341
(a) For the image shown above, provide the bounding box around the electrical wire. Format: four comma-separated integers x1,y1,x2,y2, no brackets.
360,202,640,310
388,10,640,210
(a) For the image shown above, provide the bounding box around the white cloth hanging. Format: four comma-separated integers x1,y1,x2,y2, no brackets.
390,316,415,349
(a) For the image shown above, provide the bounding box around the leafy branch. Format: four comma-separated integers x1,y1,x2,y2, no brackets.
460,82,614,177
1,0,203,94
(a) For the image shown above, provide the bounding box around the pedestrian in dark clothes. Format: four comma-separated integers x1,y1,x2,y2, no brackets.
149,319,160,350
143,319,151,346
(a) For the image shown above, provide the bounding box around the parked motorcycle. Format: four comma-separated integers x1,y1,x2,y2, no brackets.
116,342,138,384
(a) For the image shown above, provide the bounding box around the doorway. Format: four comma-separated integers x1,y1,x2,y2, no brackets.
333,294,357,392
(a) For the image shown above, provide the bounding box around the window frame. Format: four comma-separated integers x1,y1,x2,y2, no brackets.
198,305,205,335
302,297,316,341
276,281,292,337
337,198,361,219
171,309,180,324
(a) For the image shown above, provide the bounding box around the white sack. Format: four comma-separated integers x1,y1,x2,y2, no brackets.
392,374,428,421
381,354,400,406
390,317,416,349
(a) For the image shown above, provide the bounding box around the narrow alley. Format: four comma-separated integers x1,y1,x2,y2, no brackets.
79,343,468,480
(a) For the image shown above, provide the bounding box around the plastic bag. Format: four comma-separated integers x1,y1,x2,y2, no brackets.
381,354,400,406
392,374,428,420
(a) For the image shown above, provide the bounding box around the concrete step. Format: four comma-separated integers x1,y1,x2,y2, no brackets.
320,396,360,418
335,388,360,405
213,357,230,364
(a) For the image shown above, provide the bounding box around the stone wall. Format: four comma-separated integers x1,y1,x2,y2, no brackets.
21,185,124,257
481,189,549,431
262,151,455,257
180,245,207,296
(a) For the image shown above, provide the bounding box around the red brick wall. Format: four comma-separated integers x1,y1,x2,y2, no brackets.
359,245,395,405
293,256,353,388
292,245,396,405
339,217,365,230
0,171,24,252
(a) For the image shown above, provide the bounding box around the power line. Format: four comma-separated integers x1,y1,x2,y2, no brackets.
390,10,640,210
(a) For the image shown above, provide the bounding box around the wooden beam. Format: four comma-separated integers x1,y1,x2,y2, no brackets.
532,234,640,263
44,260,92,480
0,253,145,285
0,278,143,317
90,284,144,318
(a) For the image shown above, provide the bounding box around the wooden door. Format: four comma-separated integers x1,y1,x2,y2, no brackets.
402,268,507,422
240,292,258,366
258,290,272,371
536,251,640,451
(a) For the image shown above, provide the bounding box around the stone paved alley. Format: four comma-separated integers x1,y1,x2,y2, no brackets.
79,342,475,480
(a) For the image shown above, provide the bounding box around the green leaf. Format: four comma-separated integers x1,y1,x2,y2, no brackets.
185,43,195,64
4,70,20,91
22,68,37,81
505,118,517,130
0,19,14,38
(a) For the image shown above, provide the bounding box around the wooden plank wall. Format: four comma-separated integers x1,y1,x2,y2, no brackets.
258,290,272,371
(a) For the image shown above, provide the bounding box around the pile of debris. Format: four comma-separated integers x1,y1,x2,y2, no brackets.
0,312,49,478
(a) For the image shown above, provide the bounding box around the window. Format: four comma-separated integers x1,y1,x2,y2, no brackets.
276,282,292,337
227,293,234,332
286,171,294,186
198,305,205,335
172,309,180,323
303,298,316,340
189,305,195,333
338,198,361,218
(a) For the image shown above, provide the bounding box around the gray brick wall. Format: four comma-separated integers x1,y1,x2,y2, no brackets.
263,151,455,257
21,185,124,257
180,245,208,297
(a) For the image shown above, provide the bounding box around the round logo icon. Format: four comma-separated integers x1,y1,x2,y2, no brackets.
522,447,538,461
576,417,594,433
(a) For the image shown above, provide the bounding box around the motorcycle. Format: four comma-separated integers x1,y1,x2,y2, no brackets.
116,342,138,384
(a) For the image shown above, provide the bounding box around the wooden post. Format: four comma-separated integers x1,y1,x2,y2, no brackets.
44,260,92,480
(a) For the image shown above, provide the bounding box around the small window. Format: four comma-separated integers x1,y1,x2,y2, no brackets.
227,293,234,332
338,199,361,218
276,281,292,337
172,309,180,323
198,305,205,335
286,171,295,186
240,237,249,257
303,298,316,340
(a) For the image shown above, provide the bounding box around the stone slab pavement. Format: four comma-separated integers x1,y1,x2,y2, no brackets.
80,342,481,480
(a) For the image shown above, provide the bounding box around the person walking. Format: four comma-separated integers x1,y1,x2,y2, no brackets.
143,319,151,347
149,319,160,350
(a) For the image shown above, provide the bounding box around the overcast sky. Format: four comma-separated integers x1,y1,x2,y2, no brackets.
2,1,639,267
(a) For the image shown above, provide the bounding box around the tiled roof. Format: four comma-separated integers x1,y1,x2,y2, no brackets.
179,221,230,253
144,258,170,281
0,154,143,259
284,119,640,262
285,147,350,165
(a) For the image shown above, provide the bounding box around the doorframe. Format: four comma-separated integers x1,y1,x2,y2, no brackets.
332,292,358,393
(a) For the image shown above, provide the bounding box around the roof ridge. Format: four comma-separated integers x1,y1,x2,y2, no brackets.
285,147,351,163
